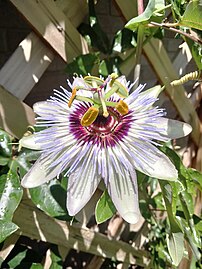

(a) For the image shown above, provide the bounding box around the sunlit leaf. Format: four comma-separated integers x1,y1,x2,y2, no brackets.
125,0,166,31
30,264,44,269
99,57,122,77
180,0,202,30
65,53,100,76
112,28,136,53
10,149,40,178
95,190,116,224
29,178,71,221
166,232,184,266
0,220,18,243
0,129,12,157
0,172,23,221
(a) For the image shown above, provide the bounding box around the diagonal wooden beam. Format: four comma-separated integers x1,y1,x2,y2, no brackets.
10,0,88,62
13,198,150,267
0,32,54,100
0,85,35,138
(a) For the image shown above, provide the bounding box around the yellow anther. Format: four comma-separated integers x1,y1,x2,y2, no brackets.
68,88,77,107
116,100,129,115
81,106,99,126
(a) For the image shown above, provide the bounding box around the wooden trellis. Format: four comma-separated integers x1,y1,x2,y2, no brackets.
0,0,201,268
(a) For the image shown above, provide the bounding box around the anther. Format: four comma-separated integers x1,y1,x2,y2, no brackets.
116,100,129,115
81,106,99,126
68,87,77,107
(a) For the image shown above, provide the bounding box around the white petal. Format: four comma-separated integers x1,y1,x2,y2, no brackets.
107,168,141,224
19,134,41,150
131,141,178,180
33,101,52,115
157,118,192,139
139,85,163,99
67,165,101,216
21,155,62,188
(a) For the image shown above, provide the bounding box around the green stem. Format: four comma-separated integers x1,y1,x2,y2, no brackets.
75,95,96,104
133,24,145,91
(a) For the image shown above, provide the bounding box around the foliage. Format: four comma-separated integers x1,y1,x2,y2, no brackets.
1,0,202,268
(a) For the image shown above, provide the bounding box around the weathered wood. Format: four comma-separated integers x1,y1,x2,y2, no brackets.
173,42,192,75
13,199,150,267
144,38,200,145
0,233,20,261
0,85,35,138
55,0,88,27
0,32,54,100
10,0,88,62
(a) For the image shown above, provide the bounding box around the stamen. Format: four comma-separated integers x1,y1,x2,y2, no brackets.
81,106,99,126
68,87,77,107
116,100,129,115
98,88,109,118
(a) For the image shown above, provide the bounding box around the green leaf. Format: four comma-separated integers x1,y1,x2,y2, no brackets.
112,28,137,53
10,148,40,178
187,168,202,189
30,264,44,269
99,56,122,77
0,172,23,221
185,37,202,70
0,220,18,243
29,178,71,221
50,245,63,269
95,190,116,224
0,156,9,166
125,0,166,31
166,232,184,266
65,53,100,76
180,1,202,30
0,129,12,157
7,248,28,268
159,180,182,232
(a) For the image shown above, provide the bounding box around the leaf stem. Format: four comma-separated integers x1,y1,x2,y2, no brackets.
149,21,202,45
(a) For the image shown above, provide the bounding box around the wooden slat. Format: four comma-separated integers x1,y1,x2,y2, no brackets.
10,0,88,62
55,0,88,27
173,42,192,75
0,85,35,138
0,32,54,100
13,199,150,267
144,38,200,145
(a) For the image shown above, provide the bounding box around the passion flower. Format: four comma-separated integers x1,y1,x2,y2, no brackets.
20,75,192,224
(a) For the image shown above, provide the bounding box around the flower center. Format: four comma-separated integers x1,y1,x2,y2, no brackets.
86,109,119,136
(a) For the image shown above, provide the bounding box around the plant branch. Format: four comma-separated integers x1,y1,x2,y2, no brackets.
149,21,202,45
